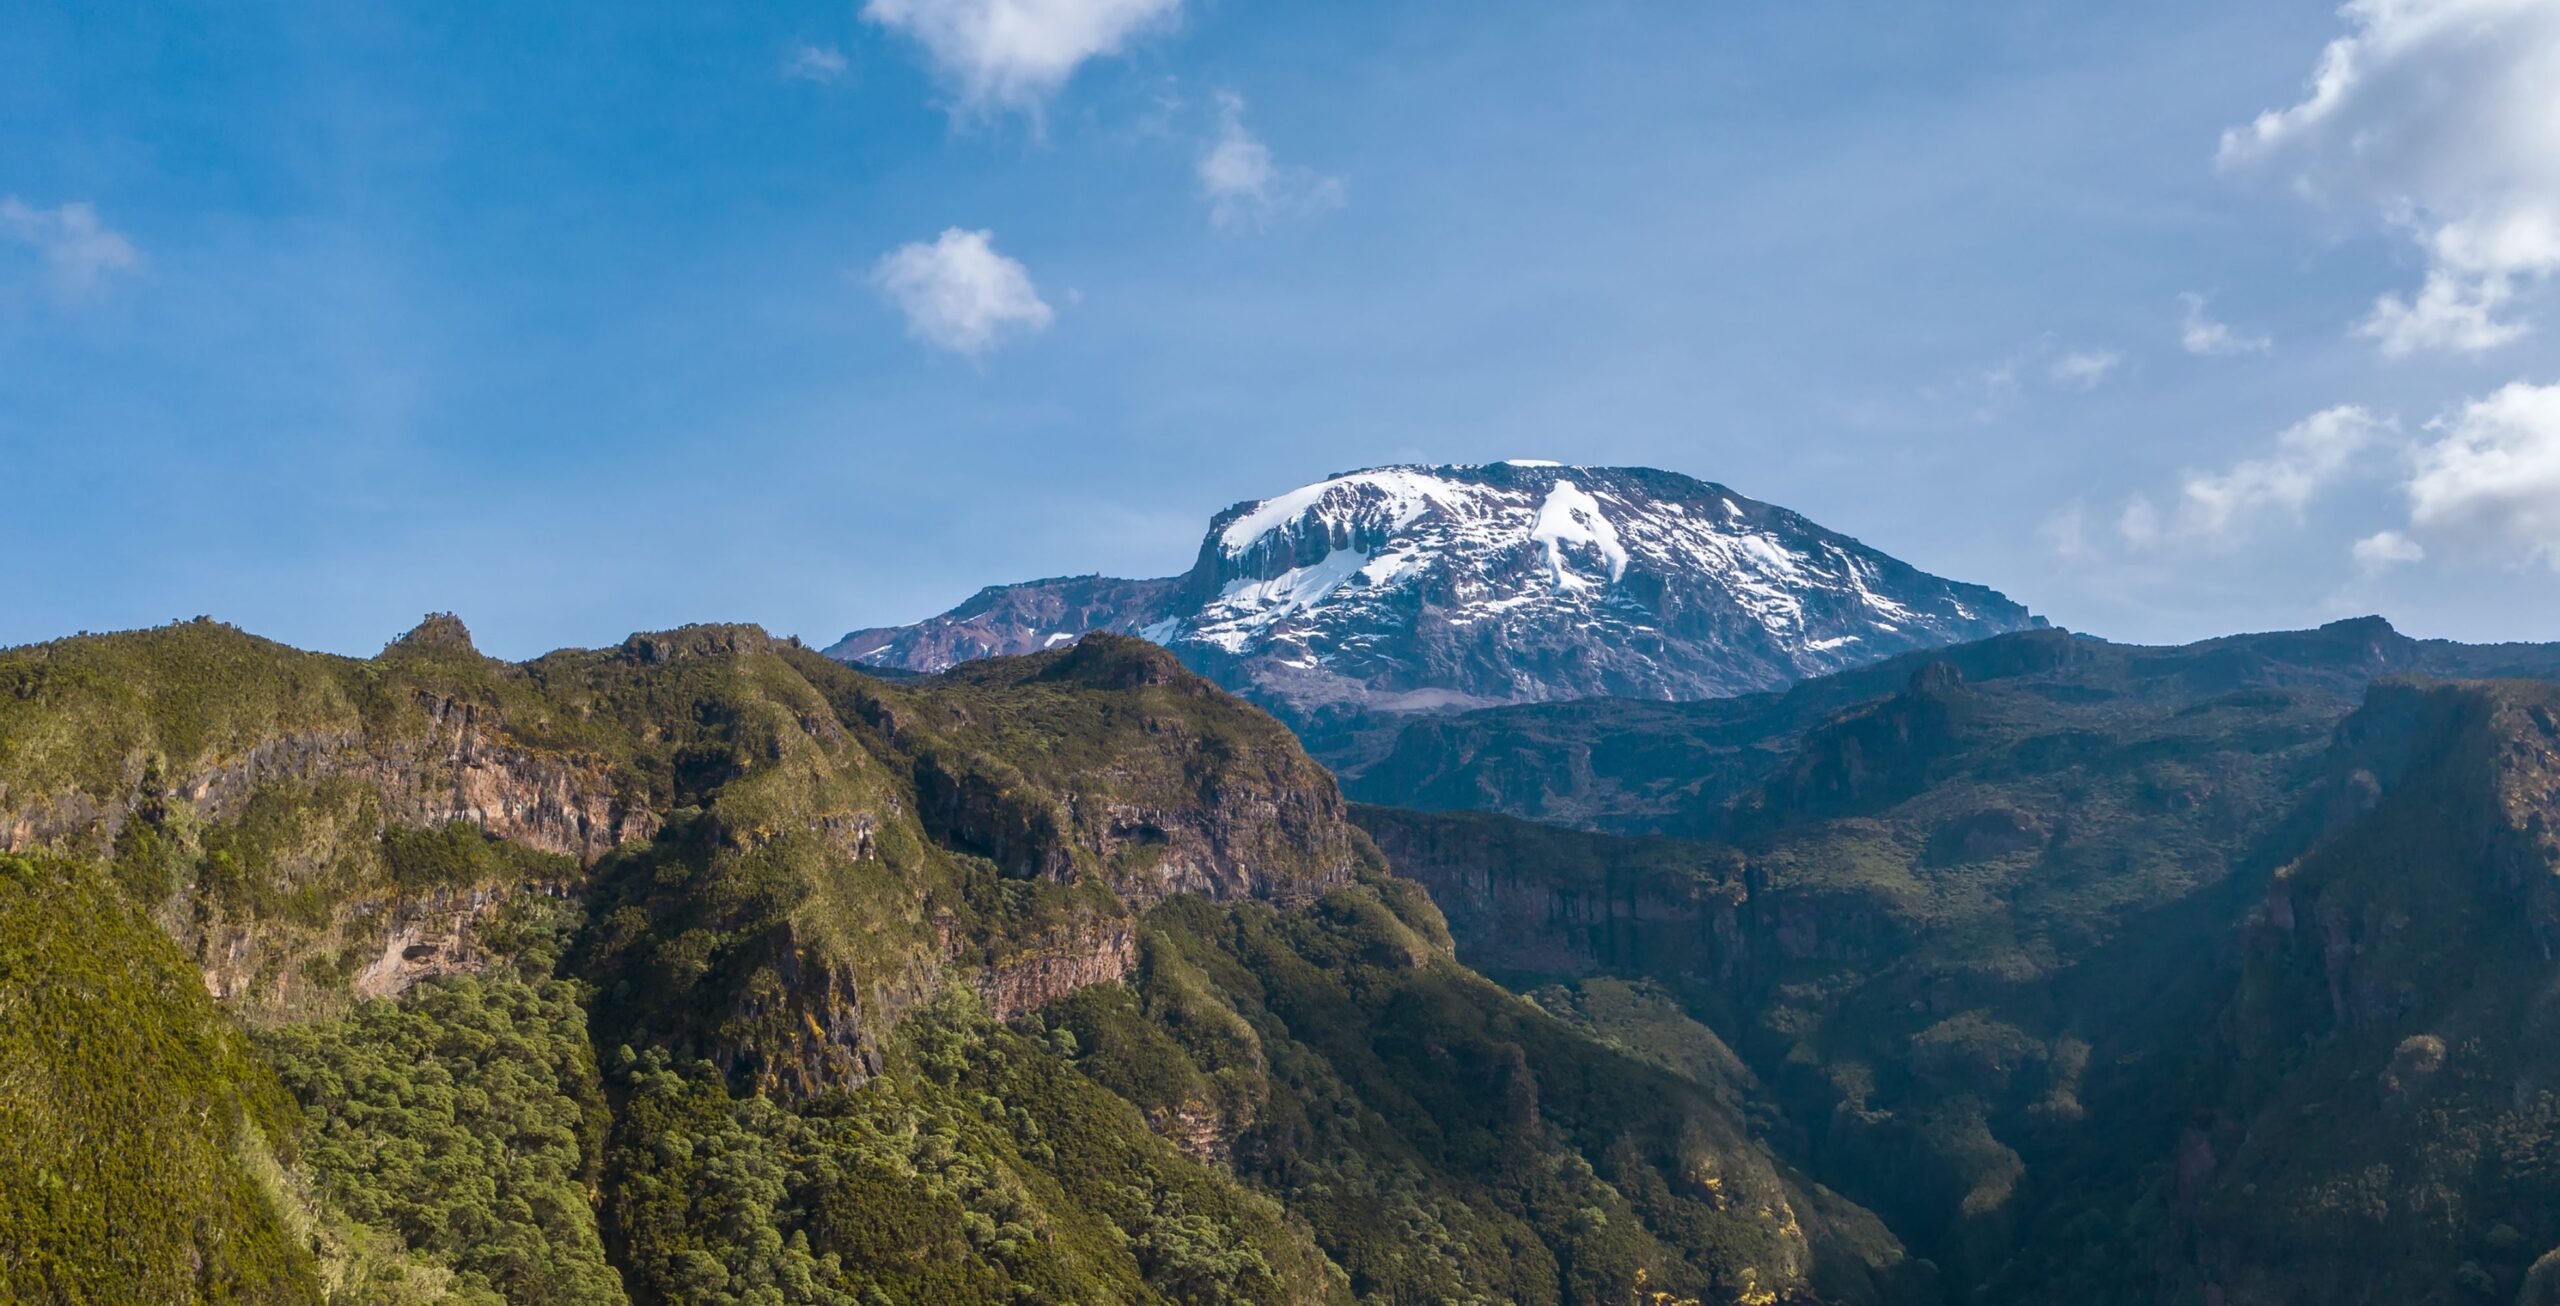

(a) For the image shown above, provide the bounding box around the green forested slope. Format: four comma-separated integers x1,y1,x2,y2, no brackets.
0,617,1891,1305
0,854,317,1304
1355,624,2560,1304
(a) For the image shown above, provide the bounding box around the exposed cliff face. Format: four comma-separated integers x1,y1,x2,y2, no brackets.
346,880,577,1000
0,620,1368,1065
714,932,929,1096
1353,805,1904,989
0,642,655,1021
2,688,650,865
1089,788,1359,907
830,462,2041,728
380,694,658,859
974,920,1139,1021
1164,1099,1233,1169
900,753,1357,907
195,876,565,1010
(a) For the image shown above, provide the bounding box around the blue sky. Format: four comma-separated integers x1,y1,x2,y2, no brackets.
6,0,2558,658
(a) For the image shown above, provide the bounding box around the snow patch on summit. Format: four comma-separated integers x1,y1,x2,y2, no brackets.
1198,548,1375,651
1529,479,1629,589
1218,469,1457,556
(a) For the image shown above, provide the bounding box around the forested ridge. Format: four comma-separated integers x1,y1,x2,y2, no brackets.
0,618,1908,1305
16,612,2560,1304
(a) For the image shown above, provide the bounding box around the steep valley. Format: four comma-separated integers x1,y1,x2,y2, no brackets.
17,610,2560,1304
1350,619,2560,1304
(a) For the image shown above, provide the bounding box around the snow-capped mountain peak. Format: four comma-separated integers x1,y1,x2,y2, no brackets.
1214,467,1460,558
827,461,2040,725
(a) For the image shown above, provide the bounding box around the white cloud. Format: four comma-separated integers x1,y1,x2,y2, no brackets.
2039,501,2095,560
2121,405,2388,547
861,0,1180,113
2179,292,2272,355
1197,93,1345,233
783,43,850,84
2374,380,2560,567
2048,348,2122,389
871,228,1055,357
2351,529,2426,568
1,197,142,292
2220,0,2560,354
2359,269,2527,355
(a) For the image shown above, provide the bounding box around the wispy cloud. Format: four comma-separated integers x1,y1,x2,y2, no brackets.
862,0,1181,115
2039,501,2096,560
1197,93,1345,233
1968,336,2125,412
2120,405,2388,548
782,43,850,84
1,197,142,293
2178,292,2271,356
2220,0,2560,354
871,227,1055,357
2048,348,2123,389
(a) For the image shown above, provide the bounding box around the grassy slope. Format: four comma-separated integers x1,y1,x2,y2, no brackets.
0,854,318,1304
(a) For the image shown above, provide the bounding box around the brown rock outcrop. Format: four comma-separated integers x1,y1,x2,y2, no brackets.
975,922,1139,1021
3,690,651,865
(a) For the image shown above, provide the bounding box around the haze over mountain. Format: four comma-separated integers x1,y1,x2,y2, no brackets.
829,461,2041,726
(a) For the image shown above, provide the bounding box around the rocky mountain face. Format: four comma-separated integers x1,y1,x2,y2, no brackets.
827,574,1183,672
1347,618,2560,1302
828,461,2041,727
0,617,1362,1068
2188,679,2560,1306
0,615,1913,1306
